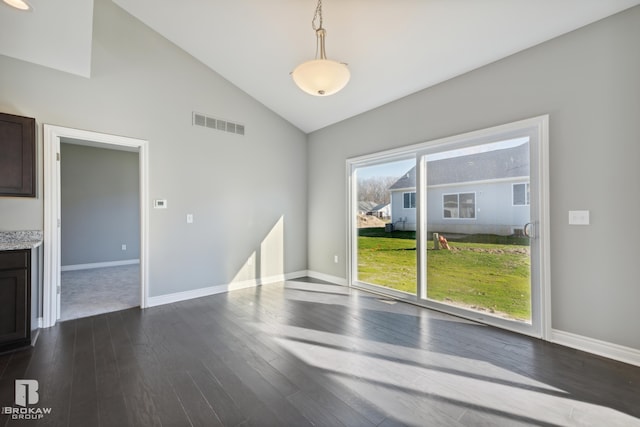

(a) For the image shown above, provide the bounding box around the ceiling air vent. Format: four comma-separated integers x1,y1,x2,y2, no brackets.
192,112,245,136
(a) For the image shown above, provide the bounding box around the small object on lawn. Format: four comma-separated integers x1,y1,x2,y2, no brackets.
433,233,440,250
438,234,450,250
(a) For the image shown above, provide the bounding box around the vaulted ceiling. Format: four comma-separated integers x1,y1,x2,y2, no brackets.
2,0,639,133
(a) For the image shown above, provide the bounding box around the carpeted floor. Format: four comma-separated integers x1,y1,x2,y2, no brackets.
60,264,140,321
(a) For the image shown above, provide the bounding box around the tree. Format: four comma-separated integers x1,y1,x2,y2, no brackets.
357,176,397,205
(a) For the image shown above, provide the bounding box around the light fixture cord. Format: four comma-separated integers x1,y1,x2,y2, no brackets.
312,0,323,31
311,0,327,60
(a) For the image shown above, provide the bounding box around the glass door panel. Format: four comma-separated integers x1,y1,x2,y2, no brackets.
421,138,533,323
354,159,417,295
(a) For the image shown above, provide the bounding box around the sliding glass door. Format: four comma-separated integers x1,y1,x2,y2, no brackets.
349,117,549,337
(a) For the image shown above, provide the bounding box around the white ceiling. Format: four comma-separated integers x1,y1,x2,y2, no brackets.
0,0,93,77
2,1,639,133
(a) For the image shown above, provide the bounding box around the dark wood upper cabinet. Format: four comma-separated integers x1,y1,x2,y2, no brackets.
0,112,36,197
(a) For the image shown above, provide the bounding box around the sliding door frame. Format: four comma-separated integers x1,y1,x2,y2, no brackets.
347,116,551,340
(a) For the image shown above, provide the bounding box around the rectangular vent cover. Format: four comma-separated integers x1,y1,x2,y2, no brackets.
193,112,245,136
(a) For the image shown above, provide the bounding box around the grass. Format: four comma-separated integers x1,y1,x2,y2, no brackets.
357,228,531,321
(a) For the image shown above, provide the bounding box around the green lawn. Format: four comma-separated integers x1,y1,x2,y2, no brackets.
357,228,531,321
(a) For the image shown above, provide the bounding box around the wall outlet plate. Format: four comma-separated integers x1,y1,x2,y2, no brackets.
569,210,589,225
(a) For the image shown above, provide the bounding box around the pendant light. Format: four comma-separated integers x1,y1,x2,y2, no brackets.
291,0,350,96
3,0,32,10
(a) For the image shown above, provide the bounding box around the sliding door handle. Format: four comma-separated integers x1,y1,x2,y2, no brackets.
524,222,533,238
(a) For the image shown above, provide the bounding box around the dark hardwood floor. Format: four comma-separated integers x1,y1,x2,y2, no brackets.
1,277,639,426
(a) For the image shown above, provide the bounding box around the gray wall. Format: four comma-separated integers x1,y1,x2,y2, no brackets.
0,0,308,297
60,142,140,266
308,7,640,350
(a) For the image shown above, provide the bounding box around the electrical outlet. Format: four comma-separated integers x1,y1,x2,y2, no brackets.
121,244,127,251
569,210,589,225
187,214,194,224
334,255,339,264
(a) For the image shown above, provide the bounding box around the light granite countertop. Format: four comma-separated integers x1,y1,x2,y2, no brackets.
0,230,43,251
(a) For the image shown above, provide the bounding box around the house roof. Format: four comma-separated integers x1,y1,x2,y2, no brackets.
371,203,390,212
358,201,378,212
389,143,529,190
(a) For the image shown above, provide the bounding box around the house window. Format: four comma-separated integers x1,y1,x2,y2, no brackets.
443,192,476,219
403,192,416,209
513,183,530,206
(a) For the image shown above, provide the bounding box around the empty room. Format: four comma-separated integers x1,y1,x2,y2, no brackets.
0,0,639,425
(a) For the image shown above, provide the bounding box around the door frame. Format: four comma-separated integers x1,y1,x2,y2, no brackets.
347,116,551,340
43,125,149,328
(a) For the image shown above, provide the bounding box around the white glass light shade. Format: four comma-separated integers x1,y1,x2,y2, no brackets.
3,0,31,10
292,59,350,96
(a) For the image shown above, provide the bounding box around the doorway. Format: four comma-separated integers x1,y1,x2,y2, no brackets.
349,116,550,338
43,125,149,327
59,141,141,321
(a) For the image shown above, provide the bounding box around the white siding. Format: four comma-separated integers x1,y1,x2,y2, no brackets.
390,190,417,230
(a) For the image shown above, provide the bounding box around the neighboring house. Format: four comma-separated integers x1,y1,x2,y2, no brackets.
358,201,391,218
357,201,378,215
370,203,391,218
389,142,530,234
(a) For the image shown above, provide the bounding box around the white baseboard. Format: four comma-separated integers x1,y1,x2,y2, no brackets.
147,270,308,308
551,329,640,367
305,270,348,286
61,259,140,271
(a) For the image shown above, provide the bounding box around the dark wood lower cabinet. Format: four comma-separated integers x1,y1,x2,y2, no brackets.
0,250,31,352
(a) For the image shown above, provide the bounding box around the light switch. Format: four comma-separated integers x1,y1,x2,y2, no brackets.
569,210,589,225
153,199,167,209
186,214,194,224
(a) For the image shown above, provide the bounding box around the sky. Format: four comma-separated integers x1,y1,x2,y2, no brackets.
356,158,415,180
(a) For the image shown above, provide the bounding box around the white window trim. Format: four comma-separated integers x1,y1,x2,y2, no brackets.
442,191,477,220
512,182,530,206
403,191,416,209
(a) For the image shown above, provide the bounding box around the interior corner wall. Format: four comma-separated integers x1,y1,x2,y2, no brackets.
60,142,140,266
307,6,640,350
0,0,308,297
